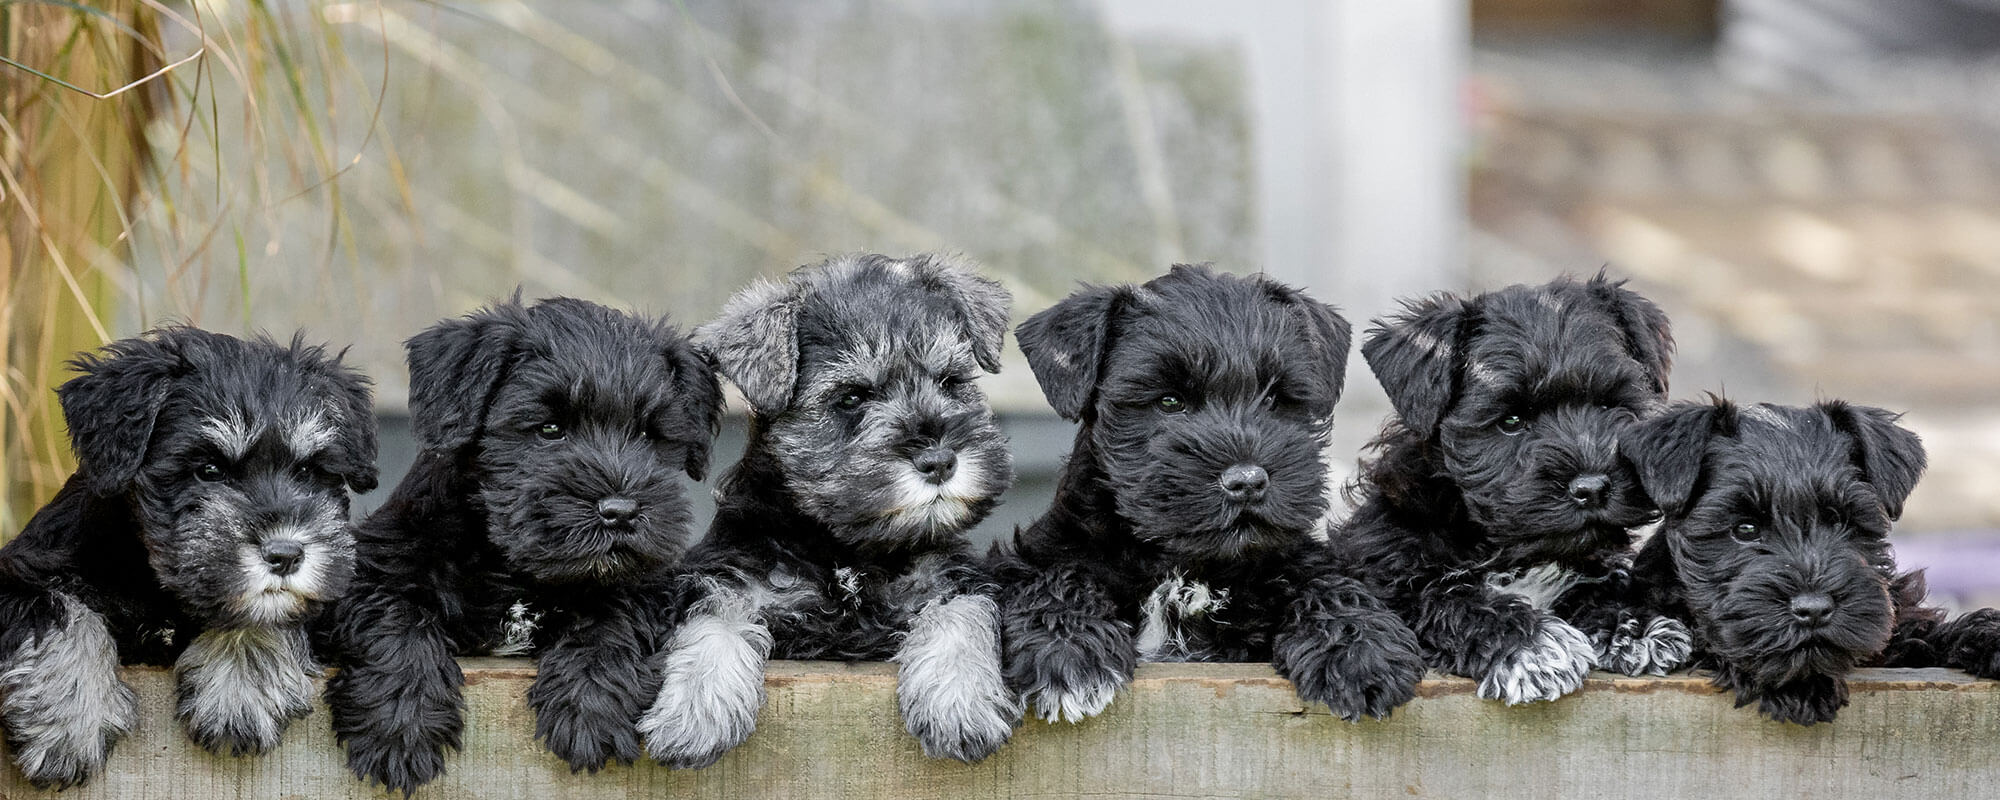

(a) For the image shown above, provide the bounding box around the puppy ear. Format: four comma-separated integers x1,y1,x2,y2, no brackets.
1361,293,1470,437
405,302,525,451
320,344,382,494
1263,280,1352,416
1017,284,1127,421
1586,272,1676,396
695,278,800,417
1819,400,1927,520
913,256,1013,374
666,337,725,481
56,334,185,495
1623,399,1737,515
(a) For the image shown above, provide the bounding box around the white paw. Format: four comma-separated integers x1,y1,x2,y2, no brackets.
894,596,1020,762
0,597,137,788
1596,616,1692,677
1024,669,1125,724
175,627,318,756
638,609,771,769
1477,614,1595,705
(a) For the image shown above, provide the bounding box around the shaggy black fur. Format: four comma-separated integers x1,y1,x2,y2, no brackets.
992,264,1425,724
0,327,376,788
1624,398,2000,724
636,254,1018,769
321,297,720,793
1335,273,1691,707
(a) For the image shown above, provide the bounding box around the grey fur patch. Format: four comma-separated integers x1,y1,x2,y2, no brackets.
638,586,773,769
491,601,542,657
1484,563,1586,612
1476,612,1596,705
891,595,1019,761
201,411,254,460
0,596,138,788
695,278,800,415
1135,574,1229,661
1595,615,1694,677
1024,669,1124,725
174,625,318,756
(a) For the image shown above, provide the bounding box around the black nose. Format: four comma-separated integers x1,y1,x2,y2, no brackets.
1567,474,1610,508
1790,593,1835,629
261,540,304,577
913,446,958,485
1220,464,1268,502
597,496,639,526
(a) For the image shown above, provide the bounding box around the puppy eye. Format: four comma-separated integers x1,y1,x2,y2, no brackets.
834,390,870,411
1156,394,1187,413
535,422,566,440
195,463,226,482
1730,522,1761,543
1497,415,1528,435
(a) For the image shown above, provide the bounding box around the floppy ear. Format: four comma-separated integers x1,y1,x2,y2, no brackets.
695,278,800,417
1586,272,1676,397
1263,280,1352,417
1819,400,1927,520
1360,293,1470,437
913,256,1012,374
1016,284,1127,421
315,343,381,494
56,334,185,495
405,302,526,452
1623,399,1737,515
665,336,725,481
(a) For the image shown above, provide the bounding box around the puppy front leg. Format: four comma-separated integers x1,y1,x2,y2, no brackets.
0,593,138,789
638,589,770,769
175,625,318,755
528,594,659,772
1558,576,1691,677
1272,573,1425,721
997,567,1135,724
324,598,465,794
1415,578,1594,705
893,593,1021,761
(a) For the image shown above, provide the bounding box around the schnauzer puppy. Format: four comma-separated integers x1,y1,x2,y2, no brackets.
637,253,1018,768
991,264,1425,725
323,297,721,793
0,327,376,788
1624,398,2000,724
1335,273,1693,707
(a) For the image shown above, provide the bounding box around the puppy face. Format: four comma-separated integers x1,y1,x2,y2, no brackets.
1626,400,1925,685
1363,275,1672,564
407,297,722,584
58,329,378,626
699,254,1013,549
1018,265,1351,558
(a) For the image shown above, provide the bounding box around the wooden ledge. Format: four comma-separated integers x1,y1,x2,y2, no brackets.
7,662,1995,799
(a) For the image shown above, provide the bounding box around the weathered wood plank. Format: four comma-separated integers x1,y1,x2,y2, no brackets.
3,662,1993,799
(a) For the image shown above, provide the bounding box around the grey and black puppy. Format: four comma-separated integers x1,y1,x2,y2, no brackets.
638,253,1019,768
991,265,1426,725
0,328,376,788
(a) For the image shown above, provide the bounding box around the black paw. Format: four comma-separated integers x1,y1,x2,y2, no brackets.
1723,671,1849,726
1277,612,1426,721
1002,614,1135,724
326,665,464,794
533,697,643,773
340,730,451,795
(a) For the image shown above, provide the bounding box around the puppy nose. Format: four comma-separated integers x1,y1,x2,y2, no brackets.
1220,464,1268,502
597,497,640,526
1567,474,1610,508
913,446,958,485
1790,593,1835,629
261,540,304,577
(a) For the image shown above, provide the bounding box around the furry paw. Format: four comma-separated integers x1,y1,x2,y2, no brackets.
534,697,643,773
1277,612,1426,722
1021,669,1126,724
1476,614,1595,705
324,659,465,794
1002,610,1135,725
0,598,139,789
341,728,452,794
1740,675,1849,726
895,595,1021,762
638,610,770,769
1593,615,1693,677
176,628,318,756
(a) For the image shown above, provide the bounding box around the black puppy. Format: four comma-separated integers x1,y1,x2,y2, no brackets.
323,297,721,792
0,328,376,788
638,253,1019,767
1624,398,2000,724
1337,274,1692,706
992,265,1425,724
